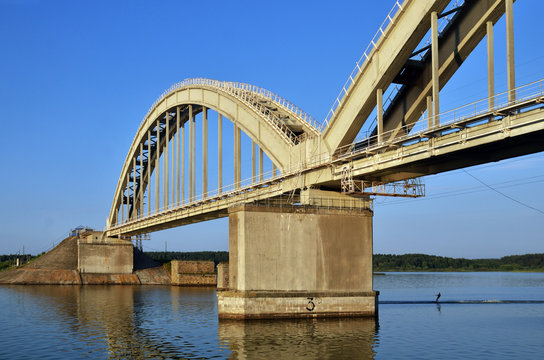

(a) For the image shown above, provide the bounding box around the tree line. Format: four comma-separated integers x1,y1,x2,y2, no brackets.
1,251,542,272
144,251,229,266
146,252,544,272
0,255,33,271
373,253,544,272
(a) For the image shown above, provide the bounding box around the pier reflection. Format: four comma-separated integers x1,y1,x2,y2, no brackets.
219,317,377,359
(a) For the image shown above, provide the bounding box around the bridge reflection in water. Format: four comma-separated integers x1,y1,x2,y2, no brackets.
4,285,376,359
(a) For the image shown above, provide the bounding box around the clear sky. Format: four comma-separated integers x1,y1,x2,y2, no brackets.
1,0,543,258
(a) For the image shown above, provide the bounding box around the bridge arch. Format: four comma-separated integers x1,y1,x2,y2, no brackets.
108,79,320,228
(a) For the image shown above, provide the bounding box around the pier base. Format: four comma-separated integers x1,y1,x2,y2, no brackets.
218,290,378,319
218,202,377,319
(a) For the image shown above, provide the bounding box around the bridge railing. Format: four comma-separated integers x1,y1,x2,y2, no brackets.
248,195,373,213
115,166,282,226
322,0,405,128
140,78,322,143
334,78,544,159
221,81,323,134
112,185,373,231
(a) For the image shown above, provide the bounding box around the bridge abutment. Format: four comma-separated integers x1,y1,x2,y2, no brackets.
218,201,377,319
78,232,133,274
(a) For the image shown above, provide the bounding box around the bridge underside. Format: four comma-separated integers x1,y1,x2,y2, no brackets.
365,128,544,182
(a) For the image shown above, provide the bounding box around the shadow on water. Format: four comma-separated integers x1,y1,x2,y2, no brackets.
218,317,378,359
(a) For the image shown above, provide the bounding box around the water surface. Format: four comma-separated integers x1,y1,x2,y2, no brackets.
0,272,542,359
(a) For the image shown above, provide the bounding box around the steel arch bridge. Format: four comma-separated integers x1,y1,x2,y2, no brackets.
106,0,544,238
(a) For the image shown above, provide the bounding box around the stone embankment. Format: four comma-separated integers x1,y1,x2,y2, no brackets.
0,236,171,285
171,260,216,286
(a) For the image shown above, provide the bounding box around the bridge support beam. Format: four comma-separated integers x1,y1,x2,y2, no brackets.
259,148,263,181
487,21,495,110
218,201,377,319
234,124,241,189
203,107,208,198
218,113,222,194
506,0,515,102
431,11,440,126
377,88,383,143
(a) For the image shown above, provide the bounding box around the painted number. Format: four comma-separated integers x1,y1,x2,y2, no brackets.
306,297,315,311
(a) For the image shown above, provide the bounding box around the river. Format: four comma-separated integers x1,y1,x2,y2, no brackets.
0,272,542,359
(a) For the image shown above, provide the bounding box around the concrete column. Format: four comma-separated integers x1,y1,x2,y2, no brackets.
203,107,208,198
487,21,495,110
155,119,160,212
148,130,151,216
377,88,383,143
426,96,433,129
506,0,515,102
189,105,193,202
218,113,222,194
218,200,376,319
431,11,440,125
273,163,277,177
259,148,263,182
251,140,255,183
176,106,180,205
165,112,169,209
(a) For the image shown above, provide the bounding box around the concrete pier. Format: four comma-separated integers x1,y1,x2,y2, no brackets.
78,232,133,274
218,203,377,319
217,262,229,290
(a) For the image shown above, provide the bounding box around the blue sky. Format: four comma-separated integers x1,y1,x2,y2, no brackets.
0,0,543,258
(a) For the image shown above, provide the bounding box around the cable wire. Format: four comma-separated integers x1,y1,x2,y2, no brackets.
463,170,544,215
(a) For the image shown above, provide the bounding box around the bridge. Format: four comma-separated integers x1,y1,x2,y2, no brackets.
98,0,543,318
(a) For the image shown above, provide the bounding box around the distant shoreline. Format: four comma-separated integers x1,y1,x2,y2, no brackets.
3,251,543,273
373,253,544,273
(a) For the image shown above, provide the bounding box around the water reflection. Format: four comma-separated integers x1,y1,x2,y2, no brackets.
219,318,377,359
3,285,221,359
1,272,543,359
